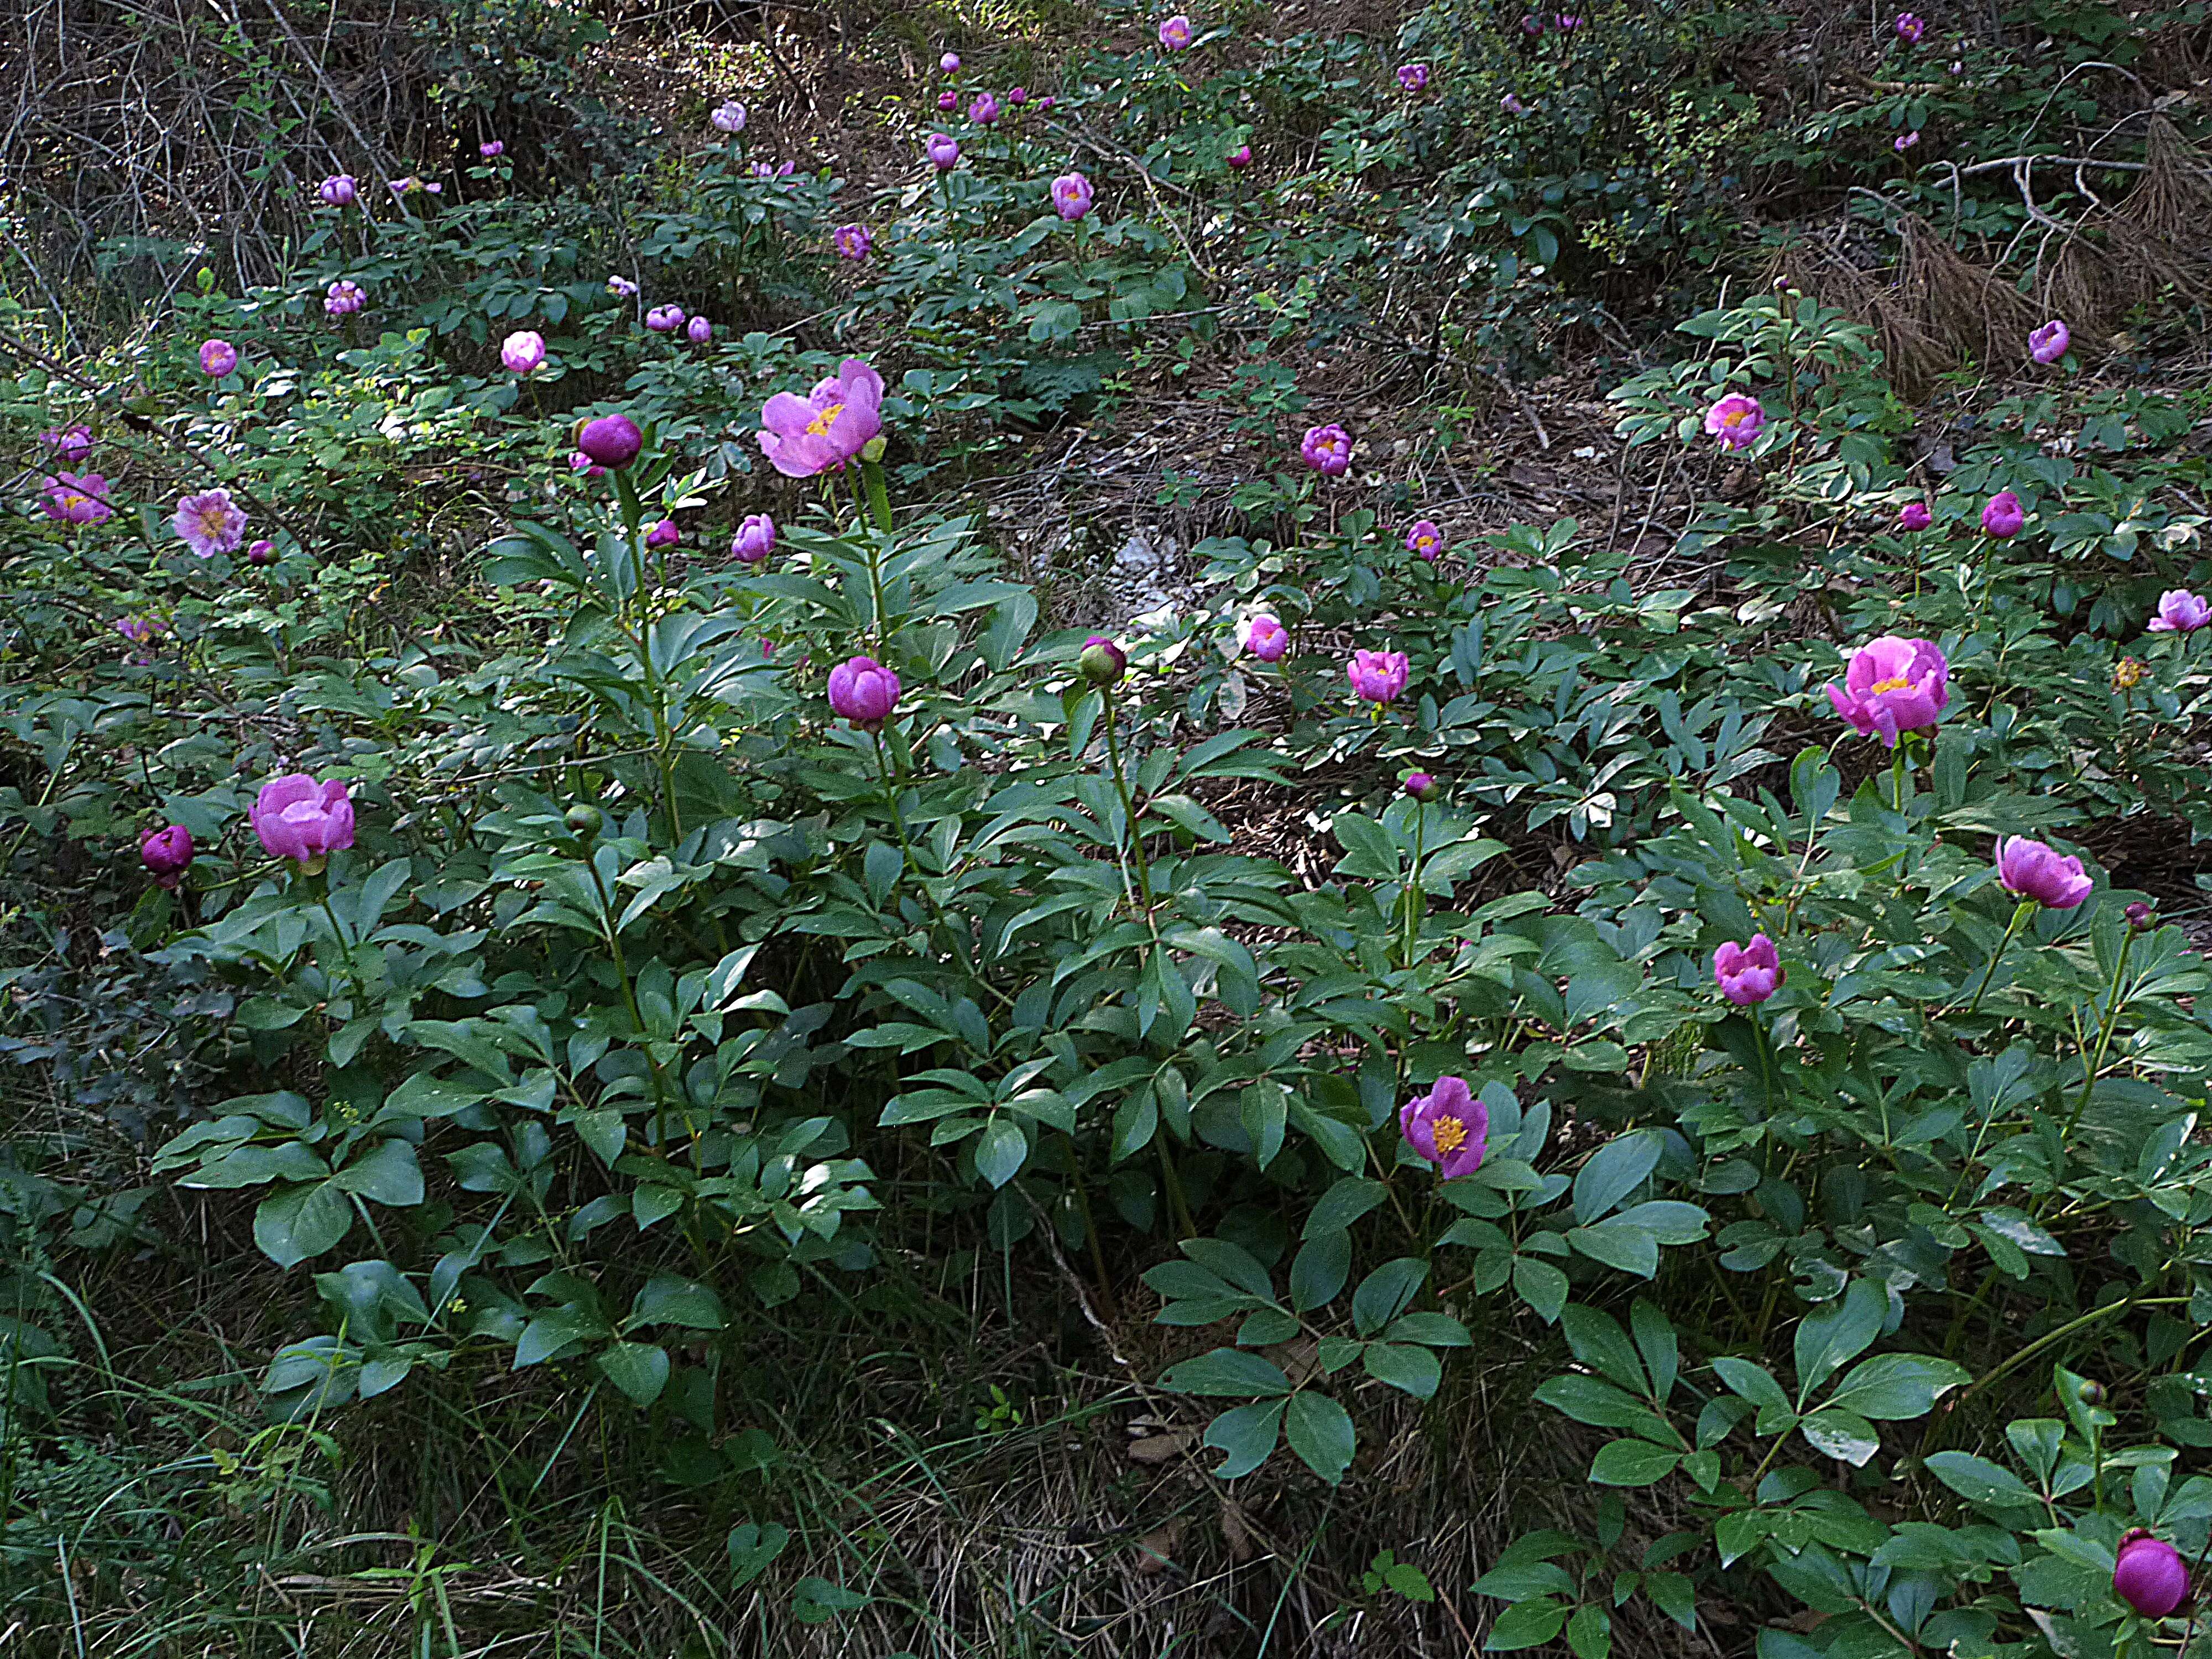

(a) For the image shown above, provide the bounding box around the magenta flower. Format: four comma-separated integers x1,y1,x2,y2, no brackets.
139,825,194,889
1893,131,1919,154
247,539,276,566
733,514,776,564
570,452,604,478
940,51,961,71
1051,171,1094,220
1347,649,1410,705
646,518,681,549
1158,14,1193,49
1397,62,1430,91
2148,589,2211,633
325,280,366,315
711,100,748,133
2028,320,2070,364
758,358,885,478
969,91,1000,125
607,274,639,299
1996,836,2094,910
1404,771,1438,801
1301,421,1353,476
1895,12,1925,41
115,617,160,646
1713,935,1783,1006
317,174,358,206
1826,634,1949,747
1703,392,1765,451
577,414,644,469
40,424,93,461
926,132,961,170
1897,500,1932,531
40,472,112,525
172,488,248,558
1239,613,1287,662
688,316,713,344
834,222,873,260
1501,92,1528,114
938,90,958,111
1982,491,2025,538
500,330,546,375
1009,86,1029,105
199,339,238,377
645,304,685,332
1227,143,1252,168
1037,95,1057,110
252,774,356,866
1405,519,1444,560
1554,13,1582,28
2115,1531,2189,1619
480,139,505,158
1400,1076,1488,1179
828,655,902,729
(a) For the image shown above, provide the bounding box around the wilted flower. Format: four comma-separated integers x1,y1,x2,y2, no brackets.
480,139,505,158
2114,1532,2189,1619
607,274,639,298
1397,62,1430,91
325,280,366,315
576,414,644,469
711,100,748,133
758,358,885,478
2148,589,2211,633
40,424,93,461
1159,14,1193,49
1227,143,1252,167
1405,519,1444,560
940,51,961,71
1827,634,1949,747
199,338,238,377
1501,92,1528,114
1704,392,1765,450
1051,171,1094,220
1347,648,1410,705
645,519,680,549
2113,656,2145,691
926,132,961,170
1895,12,1925,41
1404,771,1438,801
969,91,1000,125
1893,130,1919,153
172,488,247,558
828,655,902,729
1897,500,1932,531
938,91,958,111
1239,613,1287,662
252,774,356,866
1997,836,2094,910
834,222,873,260
1981,491,2025,538
2029,319,2070,363
645,304,685,332
40,473,111,525
1400,1075,1488,1178
139,825,194,888
500,330,546,375
1713,935,1783,1006
318,174,358,206
733,514,776,564
1301,421,1353,476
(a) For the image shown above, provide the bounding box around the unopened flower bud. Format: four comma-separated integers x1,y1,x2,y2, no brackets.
1404,771,1439,801
2126,901,2156,933
1079,635,1127,686
2078,1378,2107,1406
860,434,888,462
565,804,605,839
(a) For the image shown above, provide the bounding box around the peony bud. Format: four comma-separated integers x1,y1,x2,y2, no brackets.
1079,635,1127,686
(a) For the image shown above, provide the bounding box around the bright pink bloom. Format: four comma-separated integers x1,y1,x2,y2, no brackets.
1051,172,1094,220
1239,613,1287,662
480,139,505,158
40,424,93,461
40,472,111,525
318,174,358,206
1227,143,1252,168
733,514,776,564
834,223,873,260
938,91,958,111
926,132,961,170
646,519,680,549
645,304,685,332
758,358,884,478
1897,500,1931,531
1827,635,1949,747
1400,1076,1488,1178
140,825,194,888
712,100,748,133
199,339,238,377
2148,589,2211,633
1554,13,1582,28
607,274,639,298
1405,519,1444,560
1982,491,2025,538
1158,14,1193,49
247,539,275,566
1404,772,1438,801
1895,12,1925,41
1397,62,1430,91
1893,131,1920,153
1348,649,1410,705
577,414,643,469
1008,86,1029,105
500,330,546,374
252,774,356,864
687,316,713,343
2029,320,2070,364
115,617,160,646
828,655,901,728
969,91,1000,125
940,51,961,71
2115,1531,2189,1619
1080,635,1128,685
1704,392,1764,450
1037,95,1056,111
325,280,366,315
173,488,247,557
1301,421,1353,476
1714,935,1783,1005
1996,836,2093,910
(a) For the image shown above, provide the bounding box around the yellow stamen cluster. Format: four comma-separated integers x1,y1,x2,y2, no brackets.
805,401,846,437
1432,1115,1468,1154
1867,675,1912,695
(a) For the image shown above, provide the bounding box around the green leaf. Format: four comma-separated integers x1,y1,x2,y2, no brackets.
727,1521,791,1588
1163,1348,1292,1397
1284,1391,1356,1484
1203,1398,1284,1478
1352,1258,1427,1337
1589,1438,1682,1486
1793,1280,1886,1402
1363,1342,1443,1400
1572,1130,1662,1224
1567,1218,1660,1278
1561,1304,1648,1393
1566,1603,1611,1659
596,1341,670,1406
1485,1599,1569,1649
631,1274,726,1331
973,1119,1028,1188
1924,1451,2041,1512
1798,1408,1882,1465
1290,1231,1352,1312
253,1182,353,1268
1513,1255,1568,1322
1824,1353,1969,1420
331,1140,424,1207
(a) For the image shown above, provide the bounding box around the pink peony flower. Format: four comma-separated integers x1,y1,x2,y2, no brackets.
199,339,238,377
1301,421,1353,476
1239,613,1287,662
1501,92,1528,114
828,655,901,728
500,330,546,375
1982,491,2025,538
1714,935,1783,1005
172,488,247,557
687,316,713,344
480,139,505,158
325,280,366,315
577,414,643,469
1158,14,1193,49
1348,649,1410,705
969,91,1000,126
645,304,685,332
1554,13,1582,28
139,825,194,888
252,774,356,865
1893,131,1919,153
40,424,93,461
1996,836,2094,910
1051,171,1094,220
1826,634,1949,747
1227,143,1252,167
758,358,885,478
2028,320,2070,364
607,274,639,298
318,174,358,206
938,91,958,111
645,518,681,549
115,616,160,646
2148,589,2211,633
733,514,776,564
926,132,961,170
1405,519,1444,560
1400,1075,1488,1178
1897,500,1932,531
40,472,112,525
1397,62,1430,91
711,101,748,133
1009,86,1029,105
1895,12,1925,41
2115,1531,2189,1620
940,51,961,71
834,222,873,260
1037,95,1057,111
1703,392,1765,450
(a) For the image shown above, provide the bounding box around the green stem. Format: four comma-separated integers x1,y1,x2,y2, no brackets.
1959,899,2036,1018
1100,686,1153,909
2061,924,2136,1140
1402,802,1425,968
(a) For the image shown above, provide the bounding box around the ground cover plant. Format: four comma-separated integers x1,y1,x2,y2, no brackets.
7,0,2212,1652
